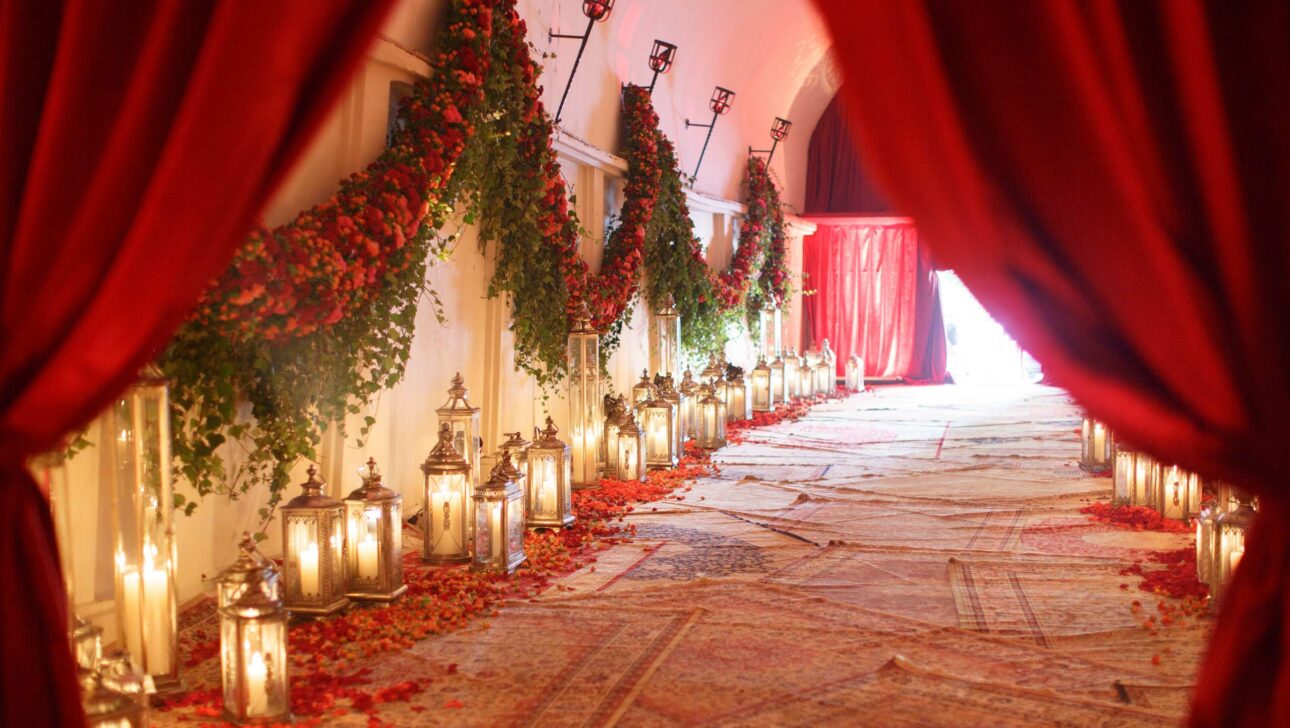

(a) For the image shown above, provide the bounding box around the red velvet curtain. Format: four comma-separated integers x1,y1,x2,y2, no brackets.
0,1,394,723
803,216,946,382
812,1,1290,724
804,94,892,214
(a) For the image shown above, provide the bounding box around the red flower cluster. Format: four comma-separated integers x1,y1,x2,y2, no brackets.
1121,547,1209,602
194,0,494,341
1079,501,1192,533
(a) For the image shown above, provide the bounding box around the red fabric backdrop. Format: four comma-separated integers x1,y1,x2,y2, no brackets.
0,1,394,723
812,1,1290,724
802,216,946,381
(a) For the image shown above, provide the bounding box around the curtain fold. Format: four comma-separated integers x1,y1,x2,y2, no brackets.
811,1,1290,724
805,95,892,214
0,1,395,722
803,216,947,382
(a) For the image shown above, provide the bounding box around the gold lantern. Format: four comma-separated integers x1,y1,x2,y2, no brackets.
72,617,103,672
769,355,786,405
1195,495,1221,588
1112,445,1158,506
280,466,348,616
679,371,700,439
1213,493,1257,603
81,668,146,728
701,354,723,385
526,417,575,528
420,423,472,564
110,364,180,693
343,458,406,602
712,370,731,416
649,294,682,378
757,299,782,360
602,396,627,478
632,369,655,406
846,354,864,390
220,568,290,725
437,372,482,492
640,392,677,469
217,533,280,610
616,413,645,482
473,456,527,573
696,384,727,449
1079,417,1112,471
568,303,603,487
726,370,748,422
1154,464,1203,521
782,348,801,400
750,357,775,412
820,339,837,393
797,352,815,399
658,375,688,454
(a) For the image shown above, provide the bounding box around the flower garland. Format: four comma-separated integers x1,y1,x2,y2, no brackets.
159,0,496,515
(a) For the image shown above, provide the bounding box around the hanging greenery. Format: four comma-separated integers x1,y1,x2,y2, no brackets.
159,0,495,518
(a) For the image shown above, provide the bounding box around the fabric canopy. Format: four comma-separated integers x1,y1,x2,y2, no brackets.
804,94,892,214
811,1,1290,724
802,216,946,382
0,0,395,722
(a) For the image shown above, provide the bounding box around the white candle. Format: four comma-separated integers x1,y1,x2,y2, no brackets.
1092,423,1106,458
490,504,503,561
431,491,461,554
245,649,268,716
121,561,173,672
1230,546,1245,573
358,536,379,579
299,542,319,596
540,461,557,515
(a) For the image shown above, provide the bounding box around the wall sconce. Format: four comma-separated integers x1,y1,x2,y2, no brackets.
685,86,736,179
646,40,677,93
549,0,616,124
749,117,793,165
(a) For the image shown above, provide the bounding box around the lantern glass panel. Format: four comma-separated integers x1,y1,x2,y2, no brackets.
1130,453,1158,506
783,351,800,399
1215,500,1256,601
770,358,785,403
650,296,681,378
728,377,748,421
110,367,179,691
1080,418,1112,470
473,461,527,573
632,370,655,405
751,361,774,412
1112,446,1134,505
617,419,644,481
680,372,700,439
798,360,814,399
1156,464,1201,520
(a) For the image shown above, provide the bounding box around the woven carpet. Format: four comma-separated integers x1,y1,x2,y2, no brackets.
157,384,1208,726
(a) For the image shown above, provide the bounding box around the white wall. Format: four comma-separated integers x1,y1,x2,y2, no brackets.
58,0,818,646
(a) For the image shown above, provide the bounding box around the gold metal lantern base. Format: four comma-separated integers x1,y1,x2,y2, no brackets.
221,709,295,726
149,673,184,699
527,511,577,529
284,595,350,617
422,552,472,565
346,583,409,603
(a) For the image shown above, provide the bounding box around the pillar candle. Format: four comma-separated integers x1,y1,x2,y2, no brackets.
357,536,379,578
299,542,319,595
246,650,268,716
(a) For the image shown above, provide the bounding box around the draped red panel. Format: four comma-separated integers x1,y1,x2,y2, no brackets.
811,1,1290,724
804,95,892,214
0,1,394,722
803,216,946,382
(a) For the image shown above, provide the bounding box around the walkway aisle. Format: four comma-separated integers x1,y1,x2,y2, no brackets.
251,386,1212,726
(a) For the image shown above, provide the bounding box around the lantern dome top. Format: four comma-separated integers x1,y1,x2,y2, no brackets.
570,300,596,334
346,457,399,502
657,374,681,399
753,357,771,373
498,449,525,482
656,294,678,316
421,422,468,474
222,566,282,619
218,532,277,584
137,362,169,385
534,416,568,448
501,431,531,452
284,464,340,509
437,373,480,415
79,667,138,722
479,453,520,494
619,412,642,436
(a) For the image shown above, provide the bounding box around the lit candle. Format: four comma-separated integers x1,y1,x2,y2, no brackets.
1092,423,1106,457
299,542,319,596
430,490,460,555
121,551,173,672
245,648,268,716
490,504,503,561
357,535,379,578
1230,546,1245,573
